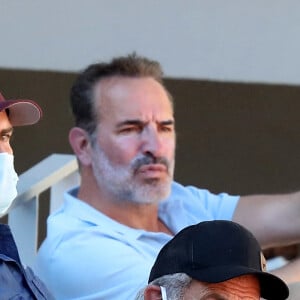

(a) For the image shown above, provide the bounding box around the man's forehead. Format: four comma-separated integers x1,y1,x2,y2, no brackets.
94,76,172,104
103,107,174,126
0,110,13,129
186,276,260,300
94,77,173,121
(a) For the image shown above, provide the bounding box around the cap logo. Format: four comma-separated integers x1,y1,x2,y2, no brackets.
260,252,267,271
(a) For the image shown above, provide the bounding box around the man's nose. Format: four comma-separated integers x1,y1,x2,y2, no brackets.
140,127,164,157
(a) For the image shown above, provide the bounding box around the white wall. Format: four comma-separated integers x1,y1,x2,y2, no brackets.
1,0,300,85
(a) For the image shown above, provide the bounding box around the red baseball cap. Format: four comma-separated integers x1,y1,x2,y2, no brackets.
0,92,42,126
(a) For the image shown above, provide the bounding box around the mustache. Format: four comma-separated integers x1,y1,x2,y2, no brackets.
131,154,170,172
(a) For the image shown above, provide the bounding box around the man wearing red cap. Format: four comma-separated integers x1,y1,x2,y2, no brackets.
0,92,54,299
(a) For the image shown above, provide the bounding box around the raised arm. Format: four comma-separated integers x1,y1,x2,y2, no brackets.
233,192,300,282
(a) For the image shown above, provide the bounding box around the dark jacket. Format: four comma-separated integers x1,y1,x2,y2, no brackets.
0,224,54,299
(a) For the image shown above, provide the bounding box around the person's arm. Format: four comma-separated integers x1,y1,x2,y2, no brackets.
233,192,300,283
233,192,300,249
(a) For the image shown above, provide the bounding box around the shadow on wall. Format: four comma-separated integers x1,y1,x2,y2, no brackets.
1,68,300,196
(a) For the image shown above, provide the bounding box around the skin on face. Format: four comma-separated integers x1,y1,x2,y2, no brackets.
0,111,13,154
183,275,260,300
89,76,176,204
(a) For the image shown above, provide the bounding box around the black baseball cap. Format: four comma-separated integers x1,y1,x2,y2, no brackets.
149,220,289,299
0,92,42,126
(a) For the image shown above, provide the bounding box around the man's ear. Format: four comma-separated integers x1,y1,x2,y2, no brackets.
69,127,93,166
144,285,162,300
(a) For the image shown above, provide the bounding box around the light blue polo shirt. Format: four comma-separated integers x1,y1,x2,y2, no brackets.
36,181,239,300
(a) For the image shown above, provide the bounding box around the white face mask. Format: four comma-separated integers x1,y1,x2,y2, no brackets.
0,153,18,217
160,286,167,300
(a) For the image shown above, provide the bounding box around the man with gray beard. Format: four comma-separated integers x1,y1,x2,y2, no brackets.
90,135,174,205
37,54,300,300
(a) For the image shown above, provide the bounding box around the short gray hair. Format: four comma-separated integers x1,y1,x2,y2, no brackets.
135,273,192,300
70,53,170,136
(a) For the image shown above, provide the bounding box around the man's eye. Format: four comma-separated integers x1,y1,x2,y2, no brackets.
120,127,139,134
160,126,173,132
1,134,12,142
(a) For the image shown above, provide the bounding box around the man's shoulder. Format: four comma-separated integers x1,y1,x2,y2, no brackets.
170,181,237,200
0,223,12,234
169,181,216,200
0,244,53,299
165,181,239,223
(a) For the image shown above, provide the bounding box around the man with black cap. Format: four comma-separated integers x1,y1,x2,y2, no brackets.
0,92,54,299
136,220,289,300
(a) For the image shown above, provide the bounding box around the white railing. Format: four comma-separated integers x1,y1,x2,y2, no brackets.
8,153,80,268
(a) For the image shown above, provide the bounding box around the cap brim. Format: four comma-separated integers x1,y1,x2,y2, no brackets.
0,99,42,126
188,265,289,299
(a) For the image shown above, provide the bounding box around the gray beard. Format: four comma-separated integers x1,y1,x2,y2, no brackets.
90,143,174,204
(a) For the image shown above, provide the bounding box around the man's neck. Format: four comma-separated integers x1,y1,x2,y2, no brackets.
77,183,173,235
